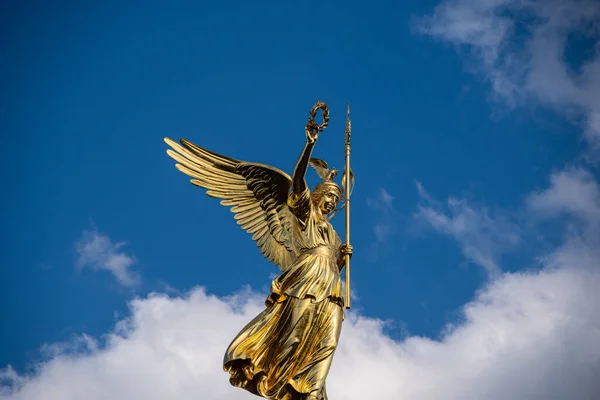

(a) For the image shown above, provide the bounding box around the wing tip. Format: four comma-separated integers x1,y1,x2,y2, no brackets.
166,149,177,158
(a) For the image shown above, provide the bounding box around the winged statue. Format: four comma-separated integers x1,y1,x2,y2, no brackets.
164,101,353,400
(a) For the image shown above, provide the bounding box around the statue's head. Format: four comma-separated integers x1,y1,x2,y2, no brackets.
311,181,342,215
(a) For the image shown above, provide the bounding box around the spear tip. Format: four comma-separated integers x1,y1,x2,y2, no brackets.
345,101,352,141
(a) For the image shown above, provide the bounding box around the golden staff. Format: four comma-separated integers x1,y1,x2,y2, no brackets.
344,102,353,309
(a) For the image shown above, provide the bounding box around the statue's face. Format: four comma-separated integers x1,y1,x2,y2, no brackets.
318,190,340,215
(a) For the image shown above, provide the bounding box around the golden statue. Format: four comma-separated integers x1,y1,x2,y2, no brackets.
164,101,354,400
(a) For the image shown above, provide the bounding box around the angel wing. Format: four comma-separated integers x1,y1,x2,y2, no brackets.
164,137,297,271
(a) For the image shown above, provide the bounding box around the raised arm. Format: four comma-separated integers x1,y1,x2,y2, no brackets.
292,126,317,195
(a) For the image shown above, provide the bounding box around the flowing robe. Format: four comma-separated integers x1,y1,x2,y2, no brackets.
223,188,343,400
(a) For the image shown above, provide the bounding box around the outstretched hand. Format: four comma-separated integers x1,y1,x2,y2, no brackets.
306,123,319,144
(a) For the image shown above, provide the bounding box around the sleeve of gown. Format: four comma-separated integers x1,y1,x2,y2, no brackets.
287,188,312,226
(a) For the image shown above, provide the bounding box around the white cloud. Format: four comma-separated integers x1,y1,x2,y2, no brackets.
527,166,600,271
75,227,139,287
414,181,520,277
416,0,600,150
527,167,600,223
367,188,397,243
1,256,600,399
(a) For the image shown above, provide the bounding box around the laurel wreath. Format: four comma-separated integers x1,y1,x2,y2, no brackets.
306,100,330,135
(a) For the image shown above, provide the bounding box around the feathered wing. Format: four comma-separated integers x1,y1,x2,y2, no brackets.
309,158,331,181
164,137,297,271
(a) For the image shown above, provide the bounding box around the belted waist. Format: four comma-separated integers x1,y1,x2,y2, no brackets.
301,245,337,258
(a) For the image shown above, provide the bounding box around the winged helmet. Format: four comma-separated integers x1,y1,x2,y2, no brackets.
308,158,337,181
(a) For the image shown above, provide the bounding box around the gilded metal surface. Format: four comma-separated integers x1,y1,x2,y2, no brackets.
343,102,352,309
164,101,353,400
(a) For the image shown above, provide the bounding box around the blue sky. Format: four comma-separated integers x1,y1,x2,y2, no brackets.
2,1,600,399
